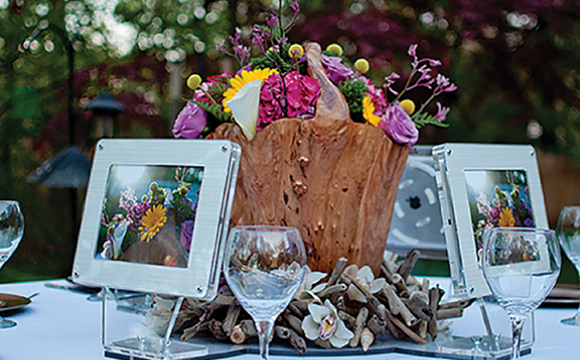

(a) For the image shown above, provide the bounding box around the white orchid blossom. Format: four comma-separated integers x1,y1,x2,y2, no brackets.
225,79,261,140
295,266,328,299
344,265,386,303
302,299,354,348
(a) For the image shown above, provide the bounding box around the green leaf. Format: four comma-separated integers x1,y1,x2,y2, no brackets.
412,112,450,129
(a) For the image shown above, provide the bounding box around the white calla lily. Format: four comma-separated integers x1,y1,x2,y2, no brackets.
225,79,262,140
345,264,386,303
302,299,354,348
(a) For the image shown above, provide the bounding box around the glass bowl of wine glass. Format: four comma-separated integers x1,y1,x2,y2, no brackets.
224,226,306,360
0,200,25,328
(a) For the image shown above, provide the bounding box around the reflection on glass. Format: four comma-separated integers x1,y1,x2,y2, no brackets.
224,226,306,360
557,206,580,326
482,227,560,359
95,165,204,268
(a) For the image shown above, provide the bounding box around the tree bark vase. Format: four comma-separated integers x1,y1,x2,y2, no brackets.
209,43,409,274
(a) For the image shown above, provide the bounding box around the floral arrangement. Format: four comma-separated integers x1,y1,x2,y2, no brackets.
96,166,203,267
172,0,457,147
164,1,463,352
468,170,535,259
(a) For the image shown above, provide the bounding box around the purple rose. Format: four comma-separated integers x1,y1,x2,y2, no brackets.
172,102,207,139
378,104,419,146
180,220,195,250
320,54,354,84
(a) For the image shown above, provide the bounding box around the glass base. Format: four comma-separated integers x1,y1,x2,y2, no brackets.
560,313,580,326
0,318,17,329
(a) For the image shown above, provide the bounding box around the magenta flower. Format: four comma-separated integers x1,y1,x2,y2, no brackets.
180,220,195,250
360,76,386,115
258,71,320,130
172,102,207,139
378,104,419,146
321,54,354,85
128,202,151,233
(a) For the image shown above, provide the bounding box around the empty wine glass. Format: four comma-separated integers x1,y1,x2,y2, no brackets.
0,200,25,329
557,206,580,326
224,226,306,360
482,227,560,359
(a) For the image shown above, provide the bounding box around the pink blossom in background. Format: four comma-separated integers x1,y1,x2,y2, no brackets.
379,104,419,146
321,54,355,85
258,71,320,130
172,102,207,139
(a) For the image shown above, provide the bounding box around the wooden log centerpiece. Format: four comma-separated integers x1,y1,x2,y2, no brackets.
209,42,409,274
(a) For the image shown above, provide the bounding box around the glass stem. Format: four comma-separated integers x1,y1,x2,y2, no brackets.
509,314,526,360
256,320,274,360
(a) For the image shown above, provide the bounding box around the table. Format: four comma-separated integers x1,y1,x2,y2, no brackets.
0,279,577,360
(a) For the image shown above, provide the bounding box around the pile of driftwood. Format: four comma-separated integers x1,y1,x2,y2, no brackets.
171,250,473,353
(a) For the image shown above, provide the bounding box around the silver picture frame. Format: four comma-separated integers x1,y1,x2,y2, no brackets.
72,139,241,300
433,143,548,299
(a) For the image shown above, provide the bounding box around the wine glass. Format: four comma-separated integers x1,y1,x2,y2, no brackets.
556,206,580,326
481,227,560,359
224,226,306,360
0,201,25,329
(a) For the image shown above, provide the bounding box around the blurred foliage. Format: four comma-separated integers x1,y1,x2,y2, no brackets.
1,0,580,283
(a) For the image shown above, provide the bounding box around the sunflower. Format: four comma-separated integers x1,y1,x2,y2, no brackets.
222,68,277,112
362,96,381,126
138,204,167,242
498,207,515,227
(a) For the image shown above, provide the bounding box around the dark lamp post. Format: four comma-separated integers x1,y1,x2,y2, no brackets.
84,92,124,140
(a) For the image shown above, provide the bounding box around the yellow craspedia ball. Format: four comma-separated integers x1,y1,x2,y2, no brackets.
289,44,304,59
354,58,370,74
400,99,416,115
186,74,202,90
326,43,343,57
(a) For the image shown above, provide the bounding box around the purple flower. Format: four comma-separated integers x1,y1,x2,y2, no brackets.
434,102,450,122
172,102,207,139
524,217,535,228
180,220,195,250
321,54,354,84
378,104,419,146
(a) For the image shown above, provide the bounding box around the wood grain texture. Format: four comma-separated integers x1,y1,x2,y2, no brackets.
209,42,409,274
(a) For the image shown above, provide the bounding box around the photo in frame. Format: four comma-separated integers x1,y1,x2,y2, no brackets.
433,143,549,299
72,139,241,300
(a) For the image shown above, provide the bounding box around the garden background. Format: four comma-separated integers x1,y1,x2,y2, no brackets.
2,0,580,283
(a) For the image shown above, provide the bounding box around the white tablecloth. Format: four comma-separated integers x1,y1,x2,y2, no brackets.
0,279,577,359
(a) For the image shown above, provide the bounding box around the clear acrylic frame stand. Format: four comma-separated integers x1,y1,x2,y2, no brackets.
102,288,207,360
433,295,533,359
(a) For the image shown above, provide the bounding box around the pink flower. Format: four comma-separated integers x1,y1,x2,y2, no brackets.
321,54,354,85
378,104,419,146
258,71,320,130
172,102,207,139
434,102,450,122
360,76,386,115
128,202,151,233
